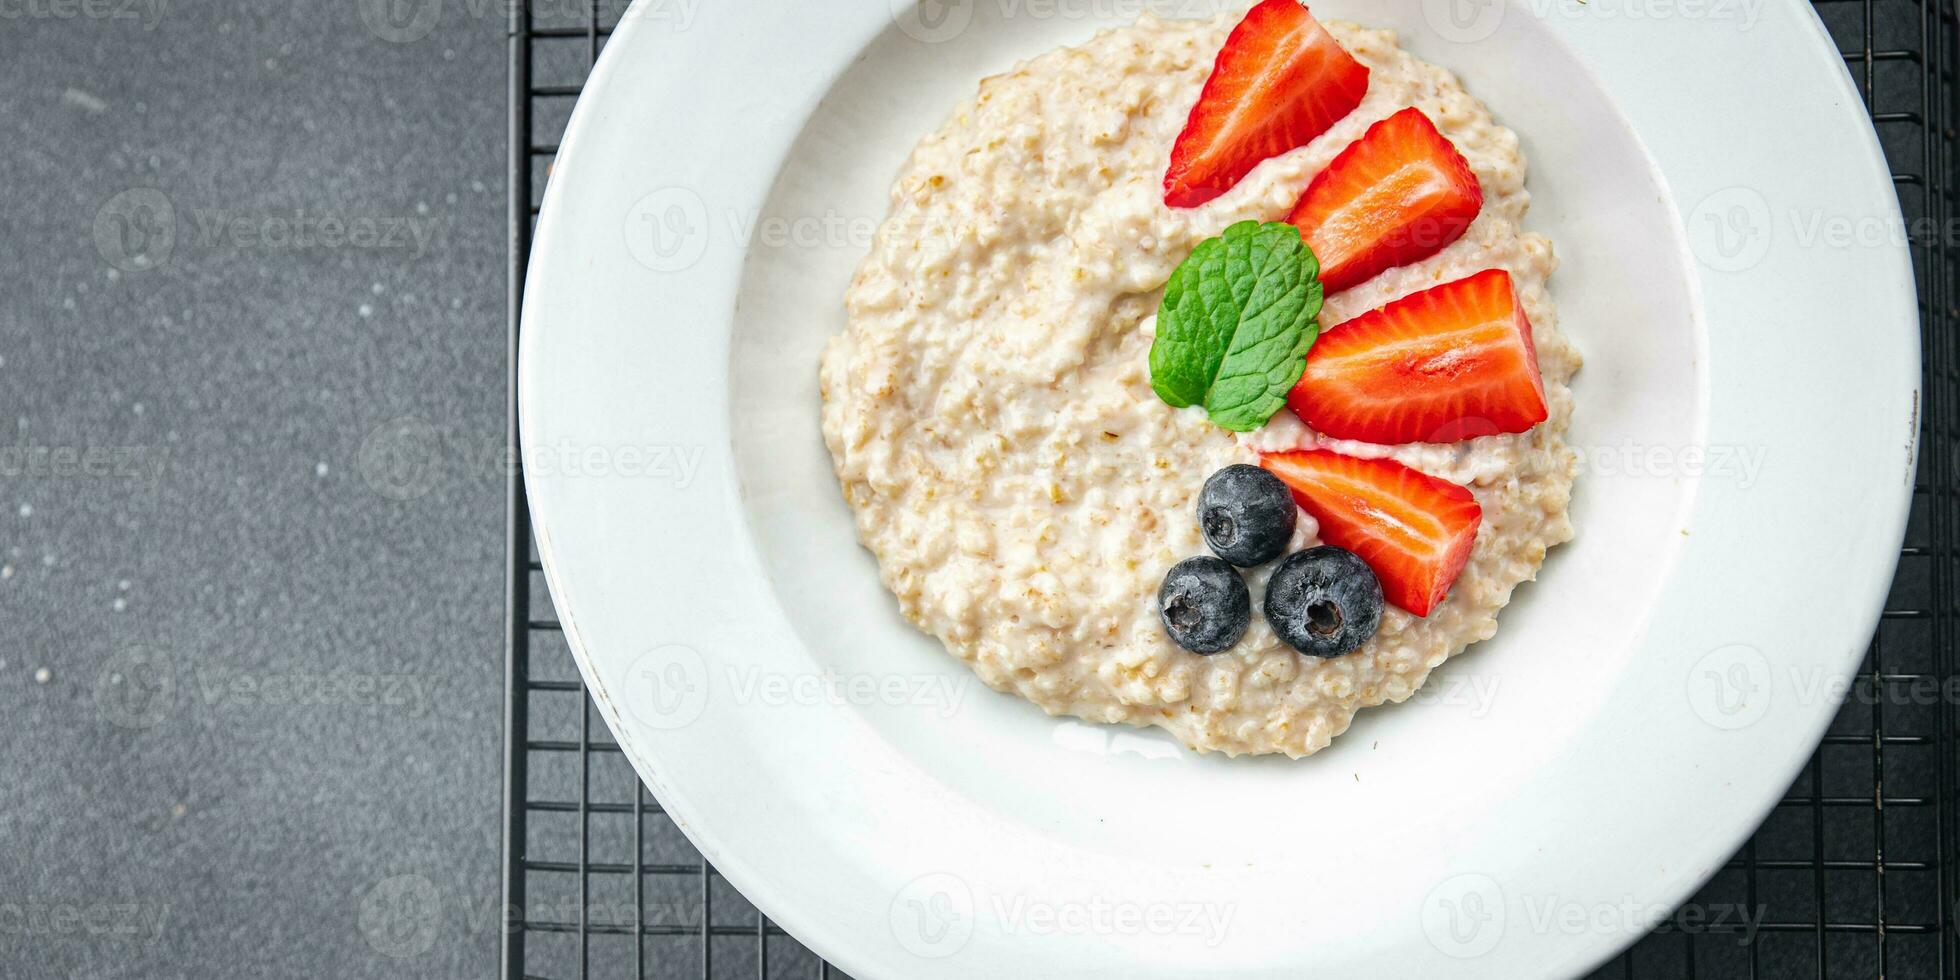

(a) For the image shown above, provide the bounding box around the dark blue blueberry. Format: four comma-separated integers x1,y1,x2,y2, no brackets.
1198,464,1297,567
1265,546,1384,658
1158,556,1251,654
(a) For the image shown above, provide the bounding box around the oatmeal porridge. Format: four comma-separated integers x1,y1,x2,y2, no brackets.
818,5,1579,757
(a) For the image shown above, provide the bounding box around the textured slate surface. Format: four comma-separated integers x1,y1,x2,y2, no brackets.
0,3,507,978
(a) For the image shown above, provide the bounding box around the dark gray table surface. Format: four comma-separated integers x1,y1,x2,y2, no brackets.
1,3,507,978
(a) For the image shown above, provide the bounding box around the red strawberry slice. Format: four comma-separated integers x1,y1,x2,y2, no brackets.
1163,0,1370,209
1286,107,1482,292
1288,268,1547,444
1260,449,1482,616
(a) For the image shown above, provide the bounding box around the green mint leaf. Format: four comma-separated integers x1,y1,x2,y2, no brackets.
1149,221,1323,432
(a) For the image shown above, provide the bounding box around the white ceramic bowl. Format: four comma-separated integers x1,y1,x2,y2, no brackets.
518,0,1919,975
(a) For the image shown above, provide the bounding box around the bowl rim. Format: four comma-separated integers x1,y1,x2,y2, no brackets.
518,1,1921,976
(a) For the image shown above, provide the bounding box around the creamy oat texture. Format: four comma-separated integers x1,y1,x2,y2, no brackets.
819,10,1579,757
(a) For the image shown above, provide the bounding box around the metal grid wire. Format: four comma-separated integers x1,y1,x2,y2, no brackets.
503,1,1960,977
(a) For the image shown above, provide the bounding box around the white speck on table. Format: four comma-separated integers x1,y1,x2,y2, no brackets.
60,87,108,114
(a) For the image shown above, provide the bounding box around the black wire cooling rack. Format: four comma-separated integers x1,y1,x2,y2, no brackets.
504,2,1960,977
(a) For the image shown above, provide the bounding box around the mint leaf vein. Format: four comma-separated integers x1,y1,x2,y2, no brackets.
1148,221,1323,432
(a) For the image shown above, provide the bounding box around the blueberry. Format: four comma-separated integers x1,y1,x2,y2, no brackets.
1198,464,1297,567
1265,546,1384,658
1158,556,1251,654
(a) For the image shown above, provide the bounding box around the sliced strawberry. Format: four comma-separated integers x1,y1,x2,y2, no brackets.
1286,107,1482,292
1163,0,1370,209
1288,269,1547,444
1260,449,1482,616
